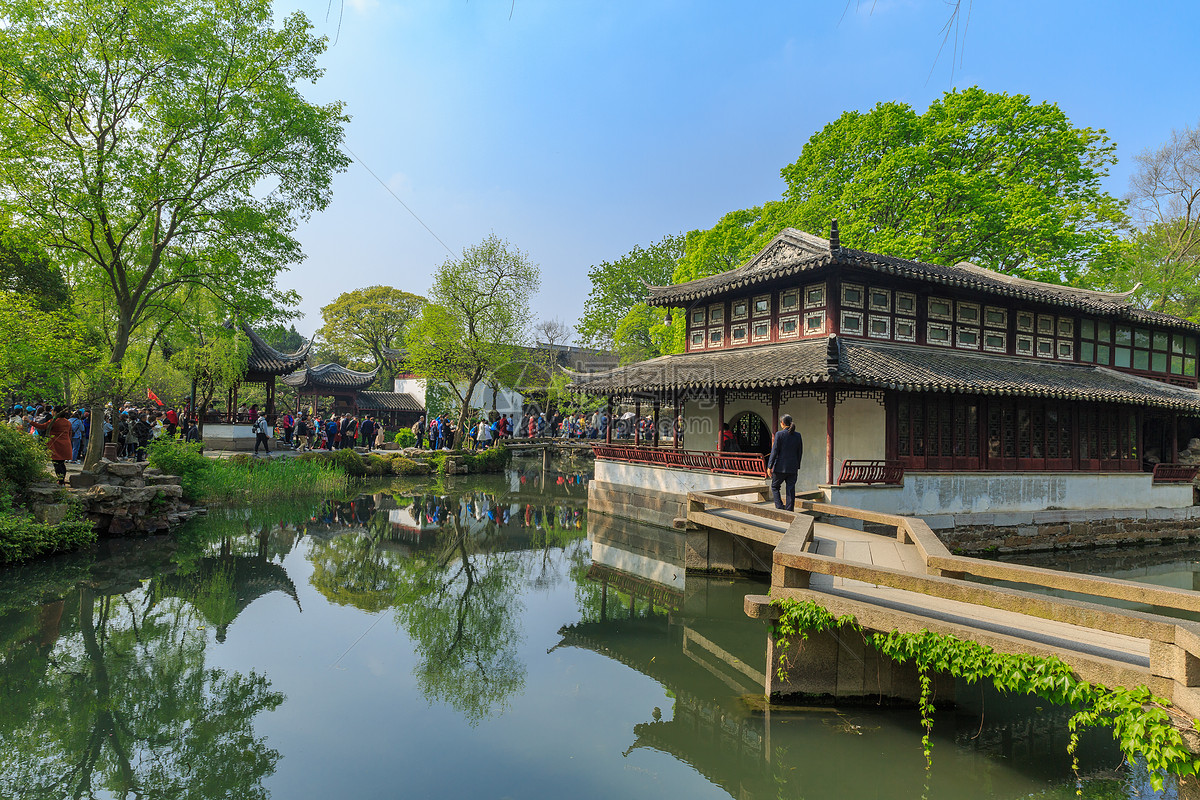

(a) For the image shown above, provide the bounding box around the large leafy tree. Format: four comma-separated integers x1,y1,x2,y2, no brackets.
577,234,682,350
778,88,1124,282
405,235,539,448
0,0,348,465
318,286,426,385
0,219,68,310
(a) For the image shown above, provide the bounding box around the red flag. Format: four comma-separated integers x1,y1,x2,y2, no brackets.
147,388,163,406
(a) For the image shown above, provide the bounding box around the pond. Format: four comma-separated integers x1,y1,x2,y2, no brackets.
0,459,1189,799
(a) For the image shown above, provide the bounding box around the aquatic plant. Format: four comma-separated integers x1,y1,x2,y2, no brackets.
771,597,1200,792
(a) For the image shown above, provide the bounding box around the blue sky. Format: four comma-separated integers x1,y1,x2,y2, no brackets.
272,0,1200,339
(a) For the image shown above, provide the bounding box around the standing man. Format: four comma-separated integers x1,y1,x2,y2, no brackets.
413,415,425,449
253,412,271,456
767,414,804,512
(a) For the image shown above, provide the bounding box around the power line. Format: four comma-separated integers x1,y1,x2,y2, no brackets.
344,144,459,258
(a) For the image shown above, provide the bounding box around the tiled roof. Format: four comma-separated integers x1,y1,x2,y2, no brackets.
567,335,1200,412
355,391,424,412
231,322,312,378
282,363,379,390
648,228,1198,332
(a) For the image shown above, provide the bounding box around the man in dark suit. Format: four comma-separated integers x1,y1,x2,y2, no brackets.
767,414,804,511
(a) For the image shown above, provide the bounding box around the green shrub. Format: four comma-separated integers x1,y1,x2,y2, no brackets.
394,429,416,448
146,437,211,501
365,454,388,477
330,447,367,477
390,456,427,475
464,443,511,473
0,510,96,565
0,424,49,502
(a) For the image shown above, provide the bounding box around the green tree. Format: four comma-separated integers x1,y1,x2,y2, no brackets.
0,291,99,399
318,286,426,385
578,234,683,350
0,0,349,467
168,324,251,434
405,235,539,448
0,219,68,310
258,323,307,354
778,88,1124,282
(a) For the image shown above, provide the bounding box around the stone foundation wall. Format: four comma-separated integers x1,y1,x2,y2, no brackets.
68,461,201,534
587,480,686,531
928,507,1200,554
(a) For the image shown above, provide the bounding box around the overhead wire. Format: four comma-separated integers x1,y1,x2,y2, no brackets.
344,144,459,259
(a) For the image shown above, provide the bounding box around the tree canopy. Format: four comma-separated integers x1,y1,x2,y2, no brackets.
318,286,426,385
0,0,347,462
777,88,1124,282
405,235,539,447
577,234,682,350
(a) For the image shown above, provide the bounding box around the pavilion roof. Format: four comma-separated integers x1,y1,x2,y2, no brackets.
648,228,1198,333
567,334,1200,412
225,321,312,381
282,363,379,391
355,390,424,412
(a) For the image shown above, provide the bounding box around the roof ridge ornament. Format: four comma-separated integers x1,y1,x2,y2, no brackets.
826,333,839,373
829,219,840,252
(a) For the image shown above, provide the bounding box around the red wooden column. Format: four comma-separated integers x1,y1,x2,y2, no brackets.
1172,413,1180,462
826,388,836,485
605,396,613,444
771,389,780,436
634,401,641,446
652,400,660,447
674,389,683,450
718,389,726,447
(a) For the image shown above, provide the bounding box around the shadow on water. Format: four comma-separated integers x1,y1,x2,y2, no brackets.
0,460,1184,799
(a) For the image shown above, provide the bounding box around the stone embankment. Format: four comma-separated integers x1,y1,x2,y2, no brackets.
29,461,202,535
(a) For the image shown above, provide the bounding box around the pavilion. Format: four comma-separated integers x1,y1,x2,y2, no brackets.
223,321,312,423
283,363,424,429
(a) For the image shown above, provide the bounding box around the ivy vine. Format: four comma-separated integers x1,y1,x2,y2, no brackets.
771,597,1200,792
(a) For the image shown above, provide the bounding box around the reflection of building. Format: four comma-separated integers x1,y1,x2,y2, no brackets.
149,538,301,643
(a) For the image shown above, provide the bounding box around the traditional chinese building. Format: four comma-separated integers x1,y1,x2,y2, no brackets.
571,225,1200,530
283,363,424,429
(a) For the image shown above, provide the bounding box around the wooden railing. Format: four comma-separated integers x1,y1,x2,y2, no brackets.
592,445,768,477
1152,462,1200,484
838,459,904,485
684,486,1200,713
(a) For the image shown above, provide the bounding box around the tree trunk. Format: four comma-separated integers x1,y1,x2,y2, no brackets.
453,373,482,450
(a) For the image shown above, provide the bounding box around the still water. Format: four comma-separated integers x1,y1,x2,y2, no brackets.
0,459,1188,799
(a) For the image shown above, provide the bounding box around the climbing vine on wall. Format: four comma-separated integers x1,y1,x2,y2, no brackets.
771,597,1200,791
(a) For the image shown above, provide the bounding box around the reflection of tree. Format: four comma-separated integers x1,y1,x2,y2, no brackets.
393,515,526,725
309,533,406,612
0,581,283,799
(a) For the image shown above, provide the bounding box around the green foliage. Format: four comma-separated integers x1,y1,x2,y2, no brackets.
772,598,1200,790
318,286,426,383
196,457,350,502
463,444,512,474
0,510,96,564
0,423,48,502
146,437,212,501
394,429,416,448
778,88,1123,282
329,448,367,478
0,291,100,397
578,234,683,351
364,454,388,477
0,217,68,310
0,0,349,381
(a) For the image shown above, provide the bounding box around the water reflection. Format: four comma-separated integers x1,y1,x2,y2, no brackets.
0,538,284,800
0,463,1180,800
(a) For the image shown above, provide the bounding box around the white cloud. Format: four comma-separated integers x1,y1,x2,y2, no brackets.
346,0,380,14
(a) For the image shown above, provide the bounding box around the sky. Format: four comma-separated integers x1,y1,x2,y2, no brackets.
270,0,1200,339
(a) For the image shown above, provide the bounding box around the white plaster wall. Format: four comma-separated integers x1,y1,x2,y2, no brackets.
833,397,887,484
393,377,427,406
594,460,766,497
826,472,1194,514
683,398,718,451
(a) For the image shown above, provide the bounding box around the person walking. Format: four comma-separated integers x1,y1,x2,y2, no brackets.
767,414,804,511
374,418,386,449
253,412,271,456
70,410,85,462
35,408,73,485
296,415,310,452
412,416,425,449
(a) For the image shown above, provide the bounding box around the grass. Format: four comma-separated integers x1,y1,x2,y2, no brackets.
0,510,97,565
193,456,350,503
